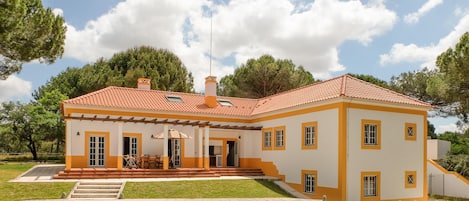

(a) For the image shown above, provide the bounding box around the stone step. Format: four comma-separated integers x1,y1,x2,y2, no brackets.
77,184,122,189
71,193,118,198
56,168,264,179
74,189,120,193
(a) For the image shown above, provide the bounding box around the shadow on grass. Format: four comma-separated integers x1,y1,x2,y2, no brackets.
254,179,295,198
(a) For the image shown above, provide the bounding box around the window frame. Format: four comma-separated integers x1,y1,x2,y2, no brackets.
165,95,183,103
361,119,381,150
274,126,286,150
405,171,417,188
302,170,317,194
405,123,417,141
361,171,380,201
262,128,273,150
302,121,318,150
217,99,234,107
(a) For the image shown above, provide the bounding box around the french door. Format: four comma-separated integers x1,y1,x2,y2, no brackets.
89,136,105,167
170,139,181,167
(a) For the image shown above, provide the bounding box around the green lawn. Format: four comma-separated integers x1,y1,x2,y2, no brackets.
123,179,293,198
1,163,292,200
0,163,75,201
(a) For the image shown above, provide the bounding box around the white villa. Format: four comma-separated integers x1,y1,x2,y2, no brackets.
62,75,431,200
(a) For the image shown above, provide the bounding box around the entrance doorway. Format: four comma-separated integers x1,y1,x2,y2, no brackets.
88,135,105,167
226,141,238,167
169,139,181,167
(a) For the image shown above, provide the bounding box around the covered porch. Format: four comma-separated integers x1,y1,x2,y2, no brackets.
64,114,262,171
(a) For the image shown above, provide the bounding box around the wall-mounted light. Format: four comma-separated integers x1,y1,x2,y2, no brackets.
76,131,80,136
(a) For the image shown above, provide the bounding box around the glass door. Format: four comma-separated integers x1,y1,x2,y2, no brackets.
171,139,181,167
89,136,105,167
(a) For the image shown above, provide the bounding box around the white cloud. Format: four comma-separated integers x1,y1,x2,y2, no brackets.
52,8,64,17
404,0,443,24
380,13,469,68
0,75,32,103
63,0,397,91
436,123,458,133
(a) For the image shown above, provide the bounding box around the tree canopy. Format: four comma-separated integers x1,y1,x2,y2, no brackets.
348,73,390,89
0,0,66,79
35,46,194,100
0,89,67,159
428,32,469,123
389,68,437,103
218,55,315,98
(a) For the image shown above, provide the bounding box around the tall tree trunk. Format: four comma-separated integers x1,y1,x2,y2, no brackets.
27,134,38,160
55,139,60,153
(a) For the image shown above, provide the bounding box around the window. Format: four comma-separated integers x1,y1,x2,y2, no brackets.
302,122,318,150
166,95,183,103
361,120,381,150
262,128,273,150
217,99,233,106
274,126,286,150
405,123,417,141
361,171,380,200
302,170,317,194
405,171,417,188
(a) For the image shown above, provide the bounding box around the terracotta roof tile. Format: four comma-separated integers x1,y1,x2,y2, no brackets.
63,87,258,117
63,75,431,117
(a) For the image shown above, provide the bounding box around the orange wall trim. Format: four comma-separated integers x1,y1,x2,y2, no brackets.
181,157,197,168
428,159,469,185
65,155,72,170
381,198,425,201
239,158,285,181
287,183,340,201
70,156,87,168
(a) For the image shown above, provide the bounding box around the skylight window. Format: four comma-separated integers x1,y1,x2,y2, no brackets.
218,99,233,106
166,95,183,103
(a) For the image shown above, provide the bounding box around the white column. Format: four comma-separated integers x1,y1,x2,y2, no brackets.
163,124,169,169
117,122,123,170
65,120,72,170
197,127,203,168
204,126,210,170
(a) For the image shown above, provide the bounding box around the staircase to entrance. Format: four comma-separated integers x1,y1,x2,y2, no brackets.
69,181,124,199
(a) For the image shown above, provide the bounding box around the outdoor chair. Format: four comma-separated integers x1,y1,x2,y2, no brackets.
124,155,138,169
140,155,149,169
148,155,158,169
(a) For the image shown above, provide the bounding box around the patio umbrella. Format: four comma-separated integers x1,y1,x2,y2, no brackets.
151,129,192,139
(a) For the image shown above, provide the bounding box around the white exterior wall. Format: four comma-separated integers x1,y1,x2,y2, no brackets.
427,139,451,160
346,108,425,200
428,160,469,198
68,119,202,157
260,108,339,189
208,129,261,159
68,117,260,162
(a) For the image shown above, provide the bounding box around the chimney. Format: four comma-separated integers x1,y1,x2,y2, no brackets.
204,76,217,108
137,78,151,90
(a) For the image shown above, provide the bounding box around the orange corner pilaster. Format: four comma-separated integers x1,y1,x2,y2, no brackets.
65,155,72,171
163,156,169,170
117,156,123,170
204,157,210,170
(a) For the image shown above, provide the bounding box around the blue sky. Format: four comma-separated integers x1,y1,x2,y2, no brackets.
1,0,468,133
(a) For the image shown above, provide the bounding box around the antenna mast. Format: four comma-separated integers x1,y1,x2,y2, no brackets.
209,4,213,76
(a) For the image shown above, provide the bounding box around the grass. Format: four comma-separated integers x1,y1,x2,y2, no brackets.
0,163,75,201
429,194,469,201
123,179,294,198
